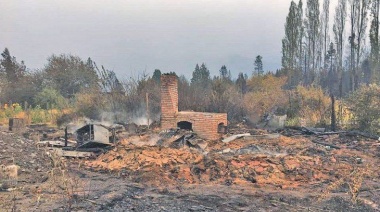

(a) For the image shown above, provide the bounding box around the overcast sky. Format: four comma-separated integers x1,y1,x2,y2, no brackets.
0,0,336,79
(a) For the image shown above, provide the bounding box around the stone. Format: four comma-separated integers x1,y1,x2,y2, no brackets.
1,165,20,179
254,166,265,174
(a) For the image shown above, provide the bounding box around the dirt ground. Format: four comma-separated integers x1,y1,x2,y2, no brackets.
1,124,380,211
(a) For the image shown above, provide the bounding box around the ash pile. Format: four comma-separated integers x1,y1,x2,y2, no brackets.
85,123,380,195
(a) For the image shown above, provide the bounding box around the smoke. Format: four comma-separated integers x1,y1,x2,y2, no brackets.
128,134,161,147
131,116,154,126
63,100,161,129
98,107,160,126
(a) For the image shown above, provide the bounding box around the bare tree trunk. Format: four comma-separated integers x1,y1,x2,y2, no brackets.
331,95,336,131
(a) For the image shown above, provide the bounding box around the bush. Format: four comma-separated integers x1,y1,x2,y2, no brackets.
73,88,106,120
30,105,47,123
288,86,331,127
347,84,380,134
243,75,288,123
34,88,68,109
0,103,25,124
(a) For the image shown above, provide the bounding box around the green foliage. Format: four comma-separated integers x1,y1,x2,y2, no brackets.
43,54,99,98
0,48,38,104
0,48,26,83
254,55,264,76
285,117,301,127
288,86,331,126
282,1,303,73
152,69,162,84
348,84,380,134
30,105,47,124
4,107,16,118
191,63,211,88
34,88,67,109
73,88,105,120
13,105,22,113
0,104,23,121
219,65,231,81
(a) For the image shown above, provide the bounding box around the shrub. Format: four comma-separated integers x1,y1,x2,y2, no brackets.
73,88,106,120
347,84,380,134
34,88,68,109
30,105,48,124
243,75,288,123
288,86,331,127
0,103,25,124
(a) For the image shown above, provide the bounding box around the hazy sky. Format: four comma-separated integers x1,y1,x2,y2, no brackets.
0,0,333,79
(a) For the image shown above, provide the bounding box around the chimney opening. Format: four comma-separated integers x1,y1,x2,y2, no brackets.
177,121,193,131
218,123,227,133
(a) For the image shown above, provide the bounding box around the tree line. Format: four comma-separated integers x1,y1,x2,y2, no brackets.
281,0,380,96
0,47,341,131
0,48,254,123
0,0,379,133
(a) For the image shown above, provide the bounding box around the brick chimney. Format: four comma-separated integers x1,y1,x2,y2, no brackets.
160,74,178,129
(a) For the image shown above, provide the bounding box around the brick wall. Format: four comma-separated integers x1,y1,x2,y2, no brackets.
177,112,227,140
160,74,228,140
160,75,178,129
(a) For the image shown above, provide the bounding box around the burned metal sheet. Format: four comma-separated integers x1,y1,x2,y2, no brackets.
75,124,113,148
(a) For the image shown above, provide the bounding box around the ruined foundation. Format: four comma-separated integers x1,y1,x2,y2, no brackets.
160,74,227,140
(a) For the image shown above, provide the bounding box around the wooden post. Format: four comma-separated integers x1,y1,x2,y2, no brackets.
64,126,68,147
146,92,150,128
331,95,336,132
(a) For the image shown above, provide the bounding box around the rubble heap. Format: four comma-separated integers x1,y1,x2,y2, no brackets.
85,129,380,188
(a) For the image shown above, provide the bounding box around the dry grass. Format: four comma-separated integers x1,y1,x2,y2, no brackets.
318,164,373,204
45,150,91,210
0,107,69,126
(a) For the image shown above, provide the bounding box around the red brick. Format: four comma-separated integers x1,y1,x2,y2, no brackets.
160,75,227,140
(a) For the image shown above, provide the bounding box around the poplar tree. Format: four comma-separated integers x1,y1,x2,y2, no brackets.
370,0,380,83
348,0,370,91
333,0,347,97
321,0,330,66
282,0,303,86
305,0,320,81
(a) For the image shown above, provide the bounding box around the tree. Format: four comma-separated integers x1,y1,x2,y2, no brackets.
305,0,320,77
282,0,304,86
236,72,247,94
178,75,192,111
348,0,370,91
0,48,26,83
355,0,370,89
189,63,212,112
321,0,330,67
325,42,337,94
297,0,304,72
152,69,162,84
347,84,380,134
43,54,99,98
191,63,211,88
370,0,380,83
34,87,67,109
254,55,264,75
282,1,300,72
333,0,347,97
0,48,37,105
349,0,356,92
219,65,231,81
97,65,124,93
